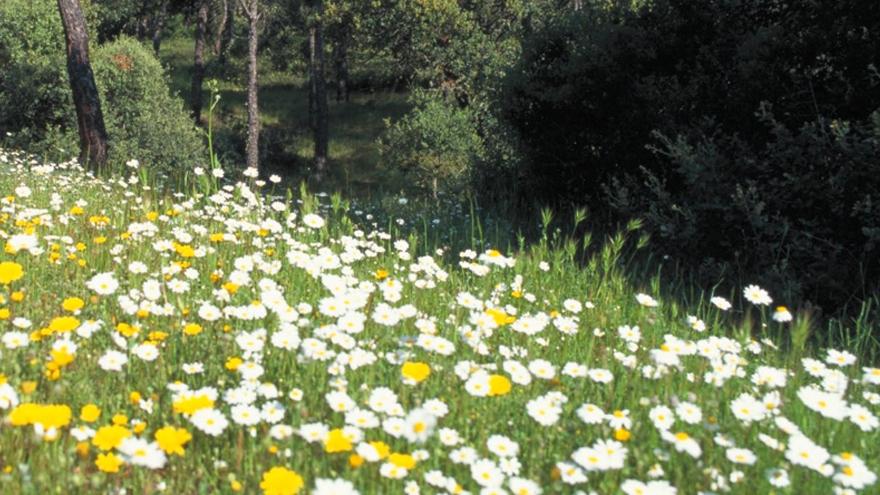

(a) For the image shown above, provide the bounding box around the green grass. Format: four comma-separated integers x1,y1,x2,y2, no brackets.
158,35,412,199
0,149,878,494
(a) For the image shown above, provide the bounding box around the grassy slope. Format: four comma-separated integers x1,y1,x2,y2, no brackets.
0,150,877,494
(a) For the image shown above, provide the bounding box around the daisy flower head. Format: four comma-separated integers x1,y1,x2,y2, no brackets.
710,296,732,310
636,293,659,307
743,284,772,306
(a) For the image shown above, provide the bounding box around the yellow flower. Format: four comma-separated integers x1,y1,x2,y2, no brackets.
401,362,431,383
225,357,243,371
0,308,9,320
485,307,516,326
92,425,131,451
230,480,243,492
112,413,128,426
323,428,353,453
348,454,364,468
174,243,195,258
374,269,389,280
0,261,24,284
116,322,139,337
75,441,90,457
80,404,101,423
487,375,512,396
20,381,37,394
155,426,192,456
8,403,72,429
173,395,214,416
129,391,142,405
183,323,203,336
62,297,85,312
388,453,416,469
614,428,632,442
10,291,23,302
48,316,79,333
260,467,304,495
50,348,74,367
95,452,123,473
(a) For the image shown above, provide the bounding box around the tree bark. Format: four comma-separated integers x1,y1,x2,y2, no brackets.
57,0,108,172
213,0,228,56
191,0,210,124
310,1,329,177
152,0,168,56
219,0,235,65
240,0,260,172
307,34,316,131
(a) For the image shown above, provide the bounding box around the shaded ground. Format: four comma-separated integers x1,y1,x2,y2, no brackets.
158,35,412,199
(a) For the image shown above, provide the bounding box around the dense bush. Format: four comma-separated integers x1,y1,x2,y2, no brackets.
499,0,880,312
92,37,205,175
379,91,484,198
0,0,204,175
608,110,880,310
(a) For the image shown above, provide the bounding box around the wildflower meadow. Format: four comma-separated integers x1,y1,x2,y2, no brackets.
0,149,877,495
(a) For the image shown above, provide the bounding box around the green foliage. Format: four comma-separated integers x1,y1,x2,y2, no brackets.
500,0,880,313
0,0,203,177
0,0,73,152
608,110,880,311
379,91,484,197
92,37,205,176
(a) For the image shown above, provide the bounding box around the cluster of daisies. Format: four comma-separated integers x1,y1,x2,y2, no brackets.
0,148,878,495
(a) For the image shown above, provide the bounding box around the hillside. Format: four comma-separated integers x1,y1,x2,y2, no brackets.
0,149,877,494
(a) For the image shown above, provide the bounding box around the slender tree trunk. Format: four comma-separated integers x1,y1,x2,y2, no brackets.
310,2,329,177
307,34,316,131
191,0,210,124
333,38,349,103
219,0,235,65
213,0,228,55
57,0,108,171
240,0,260,172
152,0,168,56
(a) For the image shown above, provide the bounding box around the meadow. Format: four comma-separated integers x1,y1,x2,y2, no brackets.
0,148,878,495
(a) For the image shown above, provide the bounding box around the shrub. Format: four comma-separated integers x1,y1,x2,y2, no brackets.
607,109,880,311
499,0,880,313
379,91,484,198
92,37,204,176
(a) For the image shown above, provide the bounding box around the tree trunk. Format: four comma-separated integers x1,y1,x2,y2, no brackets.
152,0,168,56
310,2,329,178
57,0,108,172
241,0,260,172
307,34,316,131
219,0,235,65
191,0,209,124
333,37,349,103
213,0,228,56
